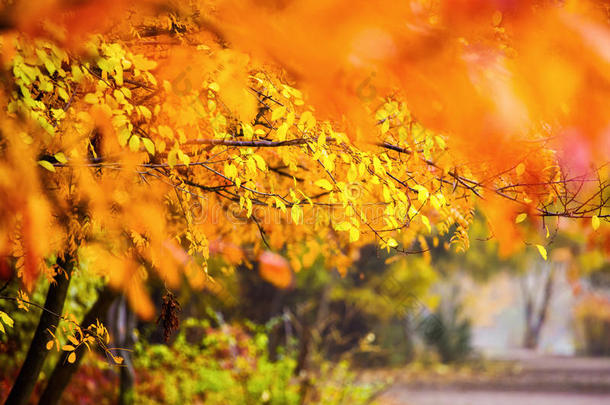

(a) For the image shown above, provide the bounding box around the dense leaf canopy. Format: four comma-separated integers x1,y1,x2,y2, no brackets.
0,0,608,319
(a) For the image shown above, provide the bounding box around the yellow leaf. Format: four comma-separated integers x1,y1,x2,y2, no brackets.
516,163,526,176
224,163,238,180
132,54,157,71
381,120,390,134
515,213,527,224
168,149,178,168
387,238,398,248
128,135,141,152
421,215,431,233
276,123,289,141
334,222,351,232
271,106,286,121
83,93,98,104
38,160,56,172
347,164,358,184
349,227,360,243
298,111,316,131
158,125,174,139
0,311,13,327
178,150,190,166
46,340,54,350
252,154,267,172
138,106,152,120
62,344,75,351
291,205,302,224
208,82,220,92
413,185,429,204
408,205,418,220
592,215,600,230
142,138,155,155
274,197,287,212
314,179,334,191
67,352,76,364
54,152,67,164
435,135,446,149
242,123,254,140
536,244,547,261
117,128,130,147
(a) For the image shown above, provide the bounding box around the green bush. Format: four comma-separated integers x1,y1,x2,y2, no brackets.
422,302,472,364
132,318,382,405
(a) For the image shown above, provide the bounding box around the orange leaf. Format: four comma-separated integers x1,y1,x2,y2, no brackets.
258,251,293,289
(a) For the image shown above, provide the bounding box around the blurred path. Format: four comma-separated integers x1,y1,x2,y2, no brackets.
380,389,609,405
378,353,610,405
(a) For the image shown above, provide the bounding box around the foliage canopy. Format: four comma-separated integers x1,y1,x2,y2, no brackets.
0,0,608,320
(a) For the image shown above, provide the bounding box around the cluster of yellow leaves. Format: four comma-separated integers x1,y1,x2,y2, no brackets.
0,310,14,334
0,0,606,317
46,318,123,365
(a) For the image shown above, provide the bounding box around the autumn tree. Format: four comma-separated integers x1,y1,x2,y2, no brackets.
0,0,608,404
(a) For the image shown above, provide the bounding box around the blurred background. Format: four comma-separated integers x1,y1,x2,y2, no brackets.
1,216,608,404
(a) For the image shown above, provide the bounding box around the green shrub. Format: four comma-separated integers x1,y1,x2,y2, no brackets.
132,318,381,405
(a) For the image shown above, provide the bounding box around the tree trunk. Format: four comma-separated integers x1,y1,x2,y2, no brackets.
37,285,117,405
4,256,74,405
522,264,556,350
110,296,137,405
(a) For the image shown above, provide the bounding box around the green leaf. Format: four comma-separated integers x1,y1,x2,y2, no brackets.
38,160,56,172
